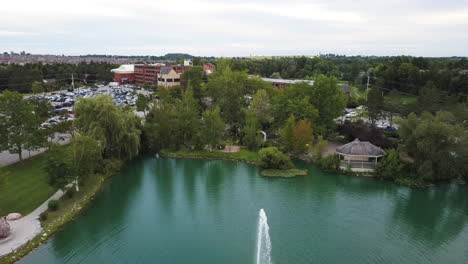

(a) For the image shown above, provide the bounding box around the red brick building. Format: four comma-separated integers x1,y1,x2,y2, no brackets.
111,65,135,84
133,64,193,84
203,63,216,75
112,62,216,86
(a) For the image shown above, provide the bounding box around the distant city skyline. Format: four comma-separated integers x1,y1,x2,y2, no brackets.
1,0,468,57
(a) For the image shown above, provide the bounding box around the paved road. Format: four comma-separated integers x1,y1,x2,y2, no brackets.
0,134,69,167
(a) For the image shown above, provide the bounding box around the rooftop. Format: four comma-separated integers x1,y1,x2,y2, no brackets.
336,138,385,157
111,64,134,74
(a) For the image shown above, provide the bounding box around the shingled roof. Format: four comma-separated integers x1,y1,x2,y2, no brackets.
160,66,173,75
336,138,385,157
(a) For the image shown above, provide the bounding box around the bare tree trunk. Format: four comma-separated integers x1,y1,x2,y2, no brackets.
18,145,23,161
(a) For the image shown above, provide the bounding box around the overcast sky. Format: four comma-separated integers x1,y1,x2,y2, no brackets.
1,0,467,57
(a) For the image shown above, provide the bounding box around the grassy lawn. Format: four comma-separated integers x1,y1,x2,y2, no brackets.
400,95,417,104
0,153,56,216
160,148,261,164
0,172,111,264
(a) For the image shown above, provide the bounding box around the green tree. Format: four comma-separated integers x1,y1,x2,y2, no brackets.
242,109,262,150
68,135,102,190
383,89,402,126
28,97,52,120
259,147,293,169
206,67,247,133
366,87,384,125
281,115,296,153
74,95,141,160
313,135,328,159
272,82,318,128
201,106,225,150
136,93,149,115
175,87,200,146
181,66,205,101
143,94,177,152
270,72,282,79
292,120,314,154
0,91,40,161
31,81,45,95
375,149,403,179
397,111,466,181
251,89,272,128
417,81,443,114
46,145,73,189
311,75,346,133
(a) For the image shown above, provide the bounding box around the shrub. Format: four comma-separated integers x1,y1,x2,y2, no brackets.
259,147,293,170
394,177,426,188
315,154,340,172
65,188,75,199
375,149,403,179
100,159,123,175
39,212,48,221
48,199,59,211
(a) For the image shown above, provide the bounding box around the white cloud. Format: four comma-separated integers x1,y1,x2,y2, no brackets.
0,30,39,36
0,0,467,56
409,9,468,25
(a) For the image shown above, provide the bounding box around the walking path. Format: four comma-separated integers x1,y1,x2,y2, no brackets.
0,189,65,257
0,133,69,166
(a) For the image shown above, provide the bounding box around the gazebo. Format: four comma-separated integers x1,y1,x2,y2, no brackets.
336,138,385,172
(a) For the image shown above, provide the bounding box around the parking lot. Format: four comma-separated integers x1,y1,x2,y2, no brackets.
35,84,152,128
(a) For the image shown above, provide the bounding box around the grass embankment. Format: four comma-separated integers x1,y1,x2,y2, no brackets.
261,169,308,178
160,149,261,165
0,157,122,264
0,154,56,216
0,161,123,264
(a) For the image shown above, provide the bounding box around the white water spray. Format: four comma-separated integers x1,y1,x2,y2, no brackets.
256,208,272,264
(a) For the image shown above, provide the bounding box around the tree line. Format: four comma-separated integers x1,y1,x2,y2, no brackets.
230,55,468,97
0,62,117,93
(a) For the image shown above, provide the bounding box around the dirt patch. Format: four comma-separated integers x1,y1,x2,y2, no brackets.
222,145,240,153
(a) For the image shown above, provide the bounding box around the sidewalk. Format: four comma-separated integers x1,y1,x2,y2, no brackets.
0,189,65,257
0,134,69,166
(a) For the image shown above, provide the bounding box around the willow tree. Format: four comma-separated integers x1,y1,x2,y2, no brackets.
74,95,141,160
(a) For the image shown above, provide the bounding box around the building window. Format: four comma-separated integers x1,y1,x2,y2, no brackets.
167,79,173,82
174,78,180,82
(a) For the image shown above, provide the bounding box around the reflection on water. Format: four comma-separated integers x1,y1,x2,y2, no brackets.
20,157,468,264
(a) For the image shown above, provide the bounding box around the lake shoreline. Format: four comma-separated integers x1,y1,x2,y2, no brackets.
0,162,124,264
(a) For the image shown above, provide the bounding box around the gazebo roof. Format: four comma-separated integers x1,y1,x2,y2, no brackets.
336,138,385,157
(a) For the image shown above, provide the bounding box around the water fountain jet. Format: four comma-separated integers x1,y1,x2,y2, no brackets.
256,208,272,264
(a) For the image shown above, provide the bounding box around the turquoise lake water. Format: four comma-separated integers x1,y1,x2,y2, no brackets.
20,157,468,263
